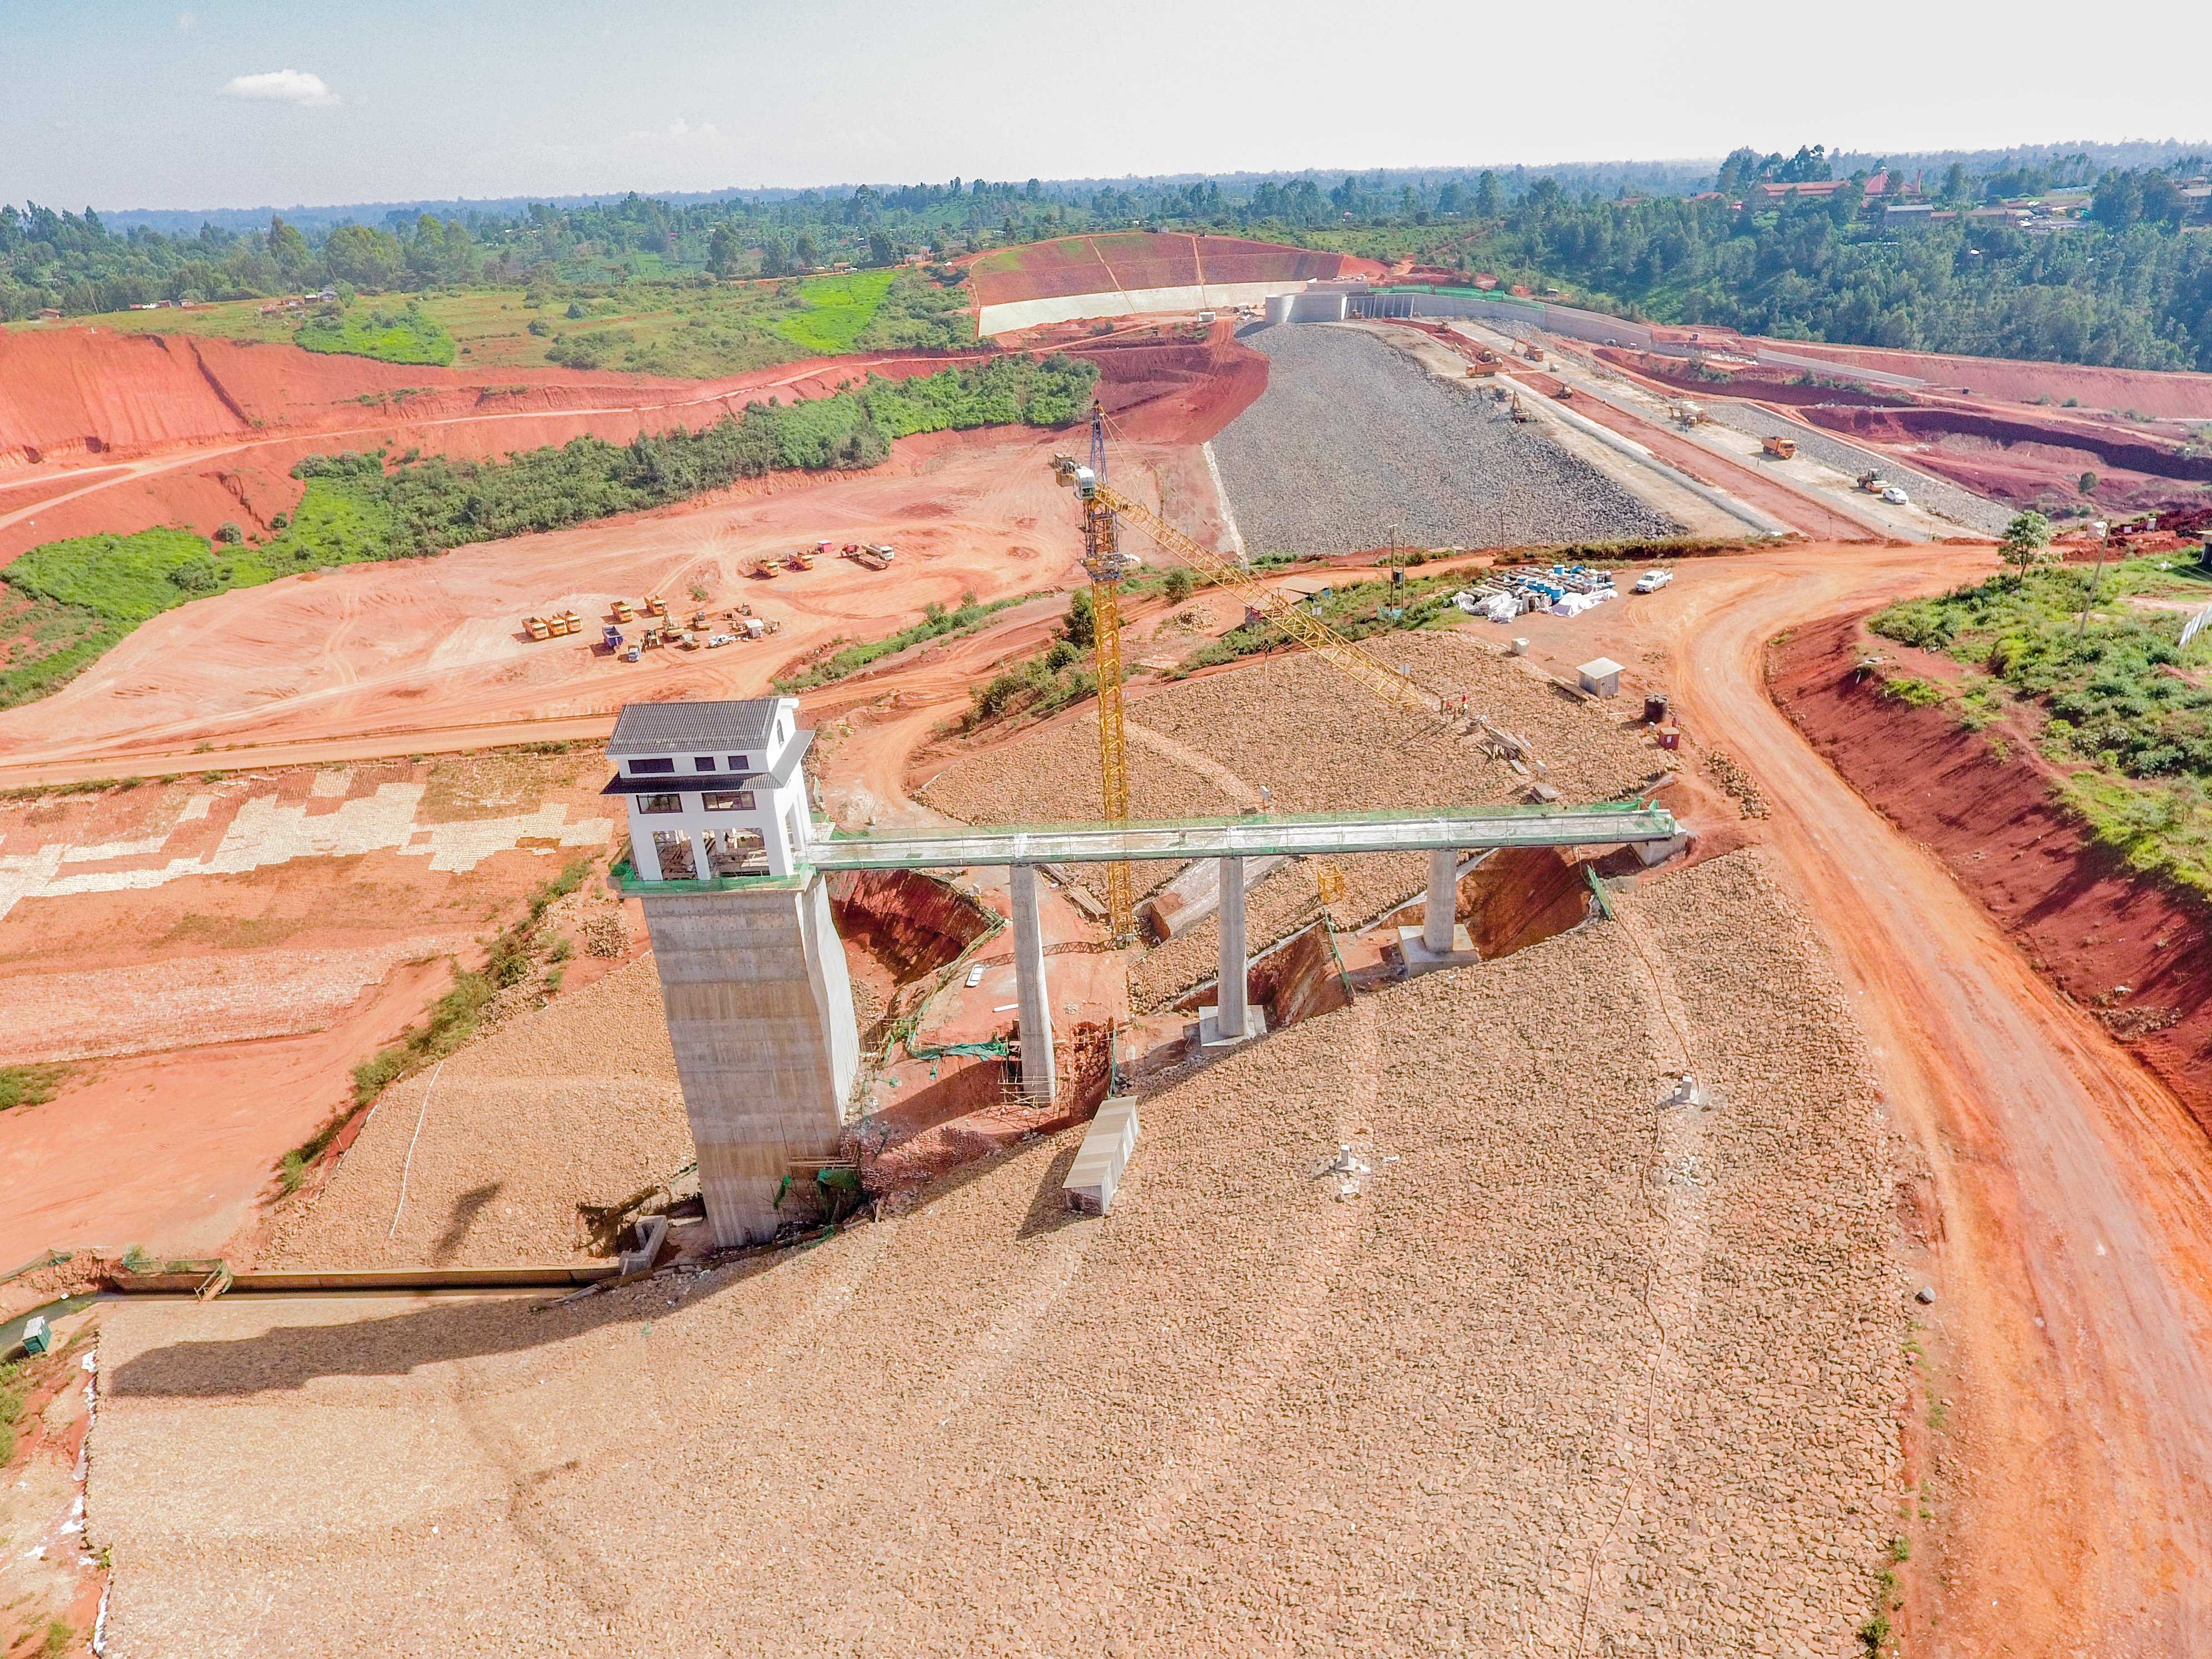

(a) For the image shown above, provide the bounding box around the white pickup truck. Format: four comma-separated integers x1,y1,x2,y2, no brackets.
1633,568,1674,594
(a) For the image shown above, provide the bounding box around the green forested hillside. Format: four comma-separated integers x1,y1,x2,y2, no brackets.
7,147,2209,369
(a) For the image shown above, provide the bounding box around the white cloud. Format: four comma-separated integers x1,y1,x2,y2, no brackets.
220,69,342,107
616,117,725,145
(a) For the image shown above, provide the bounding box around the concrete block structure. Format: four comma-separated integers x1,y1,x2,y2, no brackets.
609,699,858,1246
639,879,859,1247
1064,1097,1142,1215
1009,864,1056,1100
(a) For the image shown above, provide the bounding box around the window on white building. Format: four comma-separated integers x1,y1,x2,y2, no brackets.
637,793,684,814
701,790,756,812
627,757,674,775
693,756,717,771
726,754,751,772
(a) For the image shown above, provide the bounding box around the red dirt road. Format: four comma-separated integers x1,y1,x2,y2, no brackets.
1642,546,2212,1651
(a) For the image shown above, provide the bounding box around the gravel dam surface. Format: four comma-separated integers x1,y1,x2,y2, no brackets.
1211,323,1682,553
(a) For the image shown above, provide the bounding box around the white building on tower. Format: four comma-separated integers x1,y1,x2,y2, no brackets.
604,696,814,881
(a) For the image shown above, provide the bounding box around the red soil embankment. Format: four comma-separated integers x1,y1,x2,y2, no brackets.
1745,339,2212,419
1068,323,1267,443
966,232,1380,308
1772,612,2212,1136
1808,404,2212,487
1594,347,1908,410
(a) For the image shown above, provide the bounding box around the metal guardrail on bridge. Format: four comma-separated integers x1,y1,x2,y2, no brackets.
807,802,1679,872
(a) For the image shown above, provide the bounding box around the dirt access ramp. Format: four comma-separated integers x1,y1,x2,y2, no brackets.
90,849,1909,1656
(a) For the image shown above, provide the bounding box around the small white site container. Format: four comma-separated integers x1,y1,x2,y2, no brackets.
1578,658,1624,698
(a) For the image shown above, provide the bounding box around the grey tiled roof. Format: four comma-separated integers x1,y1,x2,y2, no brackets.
608,698,787,756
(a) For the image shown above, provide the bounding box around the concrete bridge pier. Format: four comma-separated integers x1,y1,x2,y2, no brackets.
1400,847,1476,973
1201,854,1265,1049
1009,864,1057,1101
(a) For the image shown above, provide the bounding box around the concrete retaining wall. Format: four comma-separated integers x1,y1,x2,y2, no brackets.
979,279,1311,337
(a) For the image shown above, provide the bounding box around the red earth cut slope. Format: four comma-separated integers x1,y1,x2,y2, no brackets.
1753,339,2212,419
0,327,1020,475
967,233,1379,306
1772,613,2212,1137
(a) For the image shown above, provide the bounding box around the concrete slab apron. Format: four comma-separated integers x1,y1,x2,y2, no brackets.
642,879,859,1246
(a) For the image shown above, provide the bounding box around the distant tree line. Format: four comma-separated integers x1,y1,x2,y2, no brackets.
6,144,2211,368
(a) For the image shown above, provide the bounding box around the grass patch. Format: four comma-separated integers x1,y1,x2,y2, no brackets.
768,269,899,355
1167,569,1471,678
0,592,114,709
100,269,972,377
772,591,1029,693
0,1065,71,1112
0,1358,26,1464
296,300,456,366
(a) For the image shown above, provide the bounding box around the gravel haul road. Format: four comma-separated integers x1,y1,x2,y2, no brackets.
1655,544,2212,1653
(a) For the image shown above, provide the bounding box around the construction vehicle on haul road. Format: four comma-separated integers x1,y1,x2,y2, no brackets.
602,624,624,654
1762,435,1797,460
789,547,817,572
643,593,667,617
1855,470,1890,494
1052,403,1437,942
525,615,552,642
612,599,637,624
844,543,896,571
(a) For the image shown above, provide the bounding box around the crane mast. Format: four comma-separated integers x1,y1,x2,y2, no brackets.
1051,408,1438,945
1075,406,1139,942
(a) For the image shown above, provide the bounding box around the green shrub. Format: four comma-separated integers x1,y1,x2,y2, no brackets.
772,592,1026,692
296,301,456,366
0,1064,72,1112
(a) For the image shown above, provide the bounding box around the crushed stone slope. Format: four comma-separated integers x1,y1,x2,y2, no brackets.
94,847,1904,1657
927,630,1660,1006
262,950,689,1268
1211,324,1682,553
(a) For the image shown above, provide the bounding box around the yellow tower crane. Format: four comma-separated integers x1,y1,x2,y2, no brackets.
1051,406,1439,942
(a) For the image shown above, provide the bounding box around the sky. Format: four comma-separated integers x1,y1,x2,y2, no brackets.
1,0,2204,212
